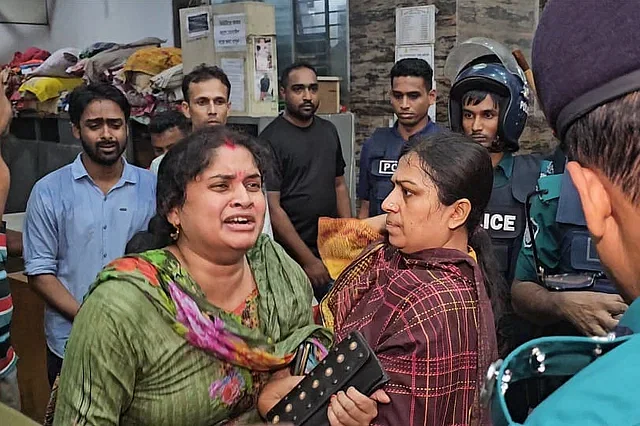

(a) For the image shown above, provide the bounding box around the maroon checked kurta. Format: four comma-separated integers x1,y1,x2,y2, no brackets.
319,219,497,426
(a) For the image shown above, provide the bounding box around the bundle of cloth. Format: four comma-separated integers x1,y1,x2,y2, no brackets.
119,46,182,123
3,47,83,114
49,38,183,122
17,48,83,113
8,47,50,71
2,47,51,107
2,38,184,119
81,37,166,83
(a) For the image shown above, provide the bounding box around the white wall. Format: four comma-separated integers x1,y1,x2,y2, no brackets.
0,0,174,63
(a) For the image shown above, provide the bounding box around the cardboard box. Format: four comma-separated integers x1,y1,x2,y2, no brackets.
317,76,341,114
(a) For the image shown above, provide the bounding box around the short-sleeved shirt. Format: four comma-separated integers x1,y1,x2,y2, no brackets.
357,120,439,202
261,115,346,255
23,154,156,357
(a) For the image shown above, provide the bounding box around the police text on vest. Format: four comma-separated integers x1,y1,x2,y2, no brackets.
378,160,398,175
482,213,517,232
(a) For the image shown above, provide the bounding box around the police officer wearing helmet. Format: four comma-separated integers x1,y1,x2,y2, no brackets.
447,39,549,422
487,1,640,424
446,38,545,298
357,58,441,218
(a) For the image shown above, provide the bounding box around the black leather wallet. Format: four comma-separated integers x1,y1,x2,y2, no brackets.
266,331,389,425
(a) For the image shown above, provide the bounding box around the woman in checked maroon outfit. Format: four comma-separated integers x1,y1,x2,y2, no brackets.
319,132,500,426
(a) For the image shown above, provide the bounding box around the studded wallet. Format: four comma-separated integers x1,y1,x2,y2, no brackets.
266,331,389,425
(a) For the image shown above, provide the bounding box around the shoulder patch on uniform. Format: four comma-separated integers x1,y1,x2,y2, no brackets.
537,173,562,202
523,216,539,249
539,159,554,178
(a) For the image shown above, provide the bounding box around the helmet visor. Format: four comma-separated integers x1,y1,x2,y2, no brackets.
445,37,525,81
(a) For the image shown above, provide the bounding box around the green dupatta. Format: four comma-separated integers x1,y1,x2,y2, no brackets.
85,234,332,371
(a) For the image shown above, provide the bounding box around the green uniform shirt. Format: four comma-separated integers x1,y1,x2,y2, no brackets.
494,152,515,188
514,173,564,283
524,298,640,425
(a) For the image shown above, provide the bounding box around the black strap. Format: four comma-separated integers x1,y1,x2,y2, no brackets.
525,189,548,284
0,336,11,356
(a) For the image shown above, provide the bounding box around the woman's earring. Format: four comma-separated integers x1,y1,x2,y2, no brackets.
170,224,180,241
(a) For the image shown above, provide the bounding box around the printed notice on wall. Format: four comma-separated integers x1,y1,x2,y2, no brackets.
186,11,210,40
221,58,245,112
395,45,434,67
395,5,436,45
214,13,247,51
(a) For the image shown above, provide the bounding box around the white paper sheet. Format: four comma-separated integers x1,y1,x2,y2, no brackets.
214,13,247,52
221,58,246,112
395,5,436,45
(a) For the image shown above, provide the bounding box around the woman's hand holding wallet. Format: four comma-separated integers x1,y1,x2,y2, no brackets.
258,374,390,426
327,387,390,426
259,374,305,417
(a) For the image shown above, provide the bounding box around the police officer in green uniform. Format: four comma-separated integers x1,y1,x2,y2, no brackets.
512,147,626,339
446,39,549,368
446,37,551,423
503,146,626,421
488,1,640,424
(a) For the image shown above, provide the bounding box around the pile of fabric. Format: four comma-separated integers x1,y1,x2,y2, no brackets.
2,38,184,123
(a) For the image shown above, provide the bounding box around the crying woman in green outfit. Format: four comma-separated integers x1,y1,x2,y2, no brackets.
51,127,383,426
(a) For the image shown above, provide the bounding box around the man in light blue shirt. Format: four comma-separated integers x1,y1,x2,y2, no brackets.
23,83,155,386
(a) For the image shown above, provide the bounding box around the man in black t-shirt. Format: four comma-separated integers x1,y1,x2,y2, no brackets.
260,62,351,298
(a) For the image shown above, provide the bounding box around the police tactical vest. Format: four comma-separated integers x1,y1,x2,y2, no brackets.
555,170,616,293
482,155,541,283
365,123,439,216
366,128,406,217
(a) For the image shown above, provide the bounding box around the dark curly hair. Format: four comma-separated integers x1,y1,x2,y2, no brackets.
68,83,130,126
125,126,268,253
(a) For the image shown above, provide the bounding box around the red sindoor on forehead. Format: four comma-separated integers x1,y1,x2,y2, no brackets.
224,137,236,150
